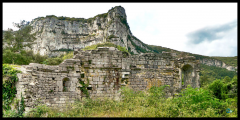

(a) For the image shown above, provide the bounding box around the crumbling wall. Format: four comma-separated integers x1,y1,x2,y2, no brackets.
15,47,200,111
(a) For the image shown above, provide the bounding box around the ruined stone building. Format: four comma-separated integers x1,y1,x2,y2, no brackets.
16,47,200,111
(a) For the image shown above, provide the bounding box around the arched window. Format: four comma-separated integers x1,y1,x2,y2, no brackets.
181,64,193,88
63,77,71,92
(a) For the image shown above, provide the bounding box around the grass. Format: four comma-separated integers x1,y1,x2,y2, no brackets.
82,42,129,54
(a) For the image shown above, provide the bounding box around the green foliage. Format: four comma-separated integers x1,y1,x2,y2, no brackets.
42,57,62,65
3,109,19,117
78,78,90,98
16,93,25,117
42,51,73,65
120,17,129,29
52,48,73,52
208,76,238,100
127,35,147,53
200,64,237,80
3,49,31,65
3,20,36,53
61,51,74,60
88,60,92,64
23,84,237,117
2,64,21,112
24,104,49,117
172,86,228,116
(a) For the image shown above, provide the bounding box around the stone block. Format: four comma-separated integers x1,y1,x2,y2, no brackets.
93,77,99,81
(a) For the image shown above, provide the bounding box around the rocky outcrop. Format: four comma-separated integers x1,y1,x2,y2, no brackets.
199,58,237,71
27,6,150,57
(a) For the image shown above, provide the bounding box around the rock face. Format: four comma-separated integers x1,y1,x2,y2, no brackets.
28,6,150,57
15,47,200,111
199,58,236,71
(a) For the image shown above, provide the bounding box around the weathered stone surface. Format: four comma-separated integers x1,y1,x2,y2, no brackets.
19,6,151,58
15,47,200,112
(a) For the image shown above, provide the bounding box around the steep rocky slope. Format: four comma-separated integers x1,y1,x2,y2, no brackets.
27,6,151,57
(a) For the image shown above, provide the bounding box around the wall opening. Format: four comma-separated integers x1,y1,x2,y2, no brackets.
63,77,71,92
181,64,193,88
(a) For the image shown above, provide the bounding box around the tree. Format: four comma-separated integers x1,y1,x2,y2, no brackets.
3,20,38,65
3,20,36,53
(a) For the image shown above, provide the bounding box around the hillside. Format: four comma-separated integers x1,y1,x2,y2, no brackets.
3,5,237,72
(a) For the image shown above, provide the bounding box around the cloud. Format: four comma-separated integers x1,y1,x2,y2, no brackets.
186,20,237,44
183,26,237,57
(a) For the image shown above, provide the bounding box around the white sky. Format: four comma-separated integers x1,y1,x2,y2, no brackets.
3,3,237,57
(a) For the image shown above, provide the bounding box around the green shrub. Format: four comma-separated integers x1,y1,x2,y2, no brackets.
3,49,48,65
42,51,73,65
208,76,238,100
42,57,63,65
3,49,31,65
62,51,74,60
173,85,228,115
3,109,19,117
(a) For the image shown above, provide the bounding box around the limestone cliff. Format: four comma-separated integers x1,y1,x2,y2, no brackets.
27,6,151,57
199,58,237,72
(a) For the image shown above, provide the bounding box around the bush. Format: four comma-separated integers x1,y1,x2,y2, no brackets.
3,49,32,65
173,85,228,116
42,51,73,65
42,57,63,65
208,76,238,100
2,49,48,65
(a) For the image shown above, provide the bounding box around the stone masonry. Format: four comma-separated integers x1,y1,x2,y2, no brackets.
15,47,200,111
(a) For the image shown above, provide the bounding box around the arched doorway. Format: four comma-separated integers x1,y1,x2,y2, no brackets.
63,77,71,92
180,64,193,88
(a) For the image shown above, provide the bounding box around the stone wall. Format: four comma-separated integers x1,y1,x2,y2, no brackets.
15,47,200,111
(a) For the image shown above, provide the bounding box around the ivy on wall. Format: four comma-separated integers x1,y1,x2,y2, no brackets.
2,64,21,111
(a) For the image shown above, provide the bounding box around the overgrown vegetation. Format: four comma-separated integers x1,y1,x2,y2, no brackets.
2,64,21,111
23,81,237,117
3,49,48,65
78,78,90,98
3,64,26,117
199,64,237,82
42,51,74,65
119,16,130,30
127,35,148,54
82,42,129,54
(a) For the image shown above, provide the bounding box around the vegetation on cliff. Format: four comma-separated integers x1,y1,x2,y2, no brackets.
211,56,237,67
